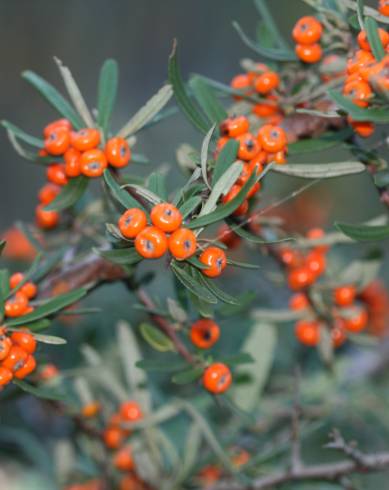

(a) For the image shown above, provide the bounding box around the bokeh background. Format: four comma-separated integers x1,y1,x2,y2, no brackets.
0,2,388,490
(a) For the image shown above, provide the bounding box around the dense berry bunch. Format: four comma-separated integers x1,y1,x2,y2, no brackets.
36,118,132,229
4,272,38,319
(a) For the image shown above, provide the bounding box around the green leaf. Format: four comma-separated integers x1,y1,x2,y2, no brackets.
139,322,175,352
22,71,83,129
103,169,144,210
178,195,202,219
33,333,67,345
220,352,255,366
21,319,51,332
97,59,119,135
232,322,276,411
136,359,186,372
44,176,88,212
365,16,385,61
254,0,290,50
212,139,239,185
5,288,87,327
335,222,389,241
329,89,389,123
374,170,389,188
200,124,216,189
271,161,365,179
187,168,258,229
233,21,297,61
31,248,66,283
0,241,6,257
189,76,227,124
356,0,365,29
147,172,168,200
1,121,43,148
172,367,203,385
227,258,260,270
170,262,217,304
117,84,173,138
288,128,353,155
13,379,66,401
225,218,293,245
168,40,209,134
96,247,142,265
195,270,240,305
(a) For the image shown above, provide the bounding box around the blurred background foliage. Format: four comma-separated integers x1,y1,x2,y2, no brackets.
1,1,389,489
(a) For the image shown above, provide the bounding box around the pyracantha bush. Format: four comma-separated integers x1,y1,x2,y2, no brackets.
1,1,389,489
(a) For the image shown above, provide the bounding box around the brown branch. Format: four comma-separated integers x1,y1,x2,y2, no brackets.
38,253,195,364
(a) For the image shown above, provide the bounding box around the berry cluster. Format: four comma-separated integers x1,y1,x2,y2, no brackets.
360,280,389,336
292,16,323,64
36,118,132,229
291,283,368,348
230,65,283,123
379,0,389,16
4,272,37,318
279,228,328,291
0,327,37,387
102,401,143,485
217,116,288,217
118,203,228,277
343,31,389,137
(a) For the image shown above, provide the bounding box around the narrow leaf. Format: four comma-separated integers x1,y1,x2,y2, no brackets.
44,176,88,212
139,322,175,352
271,161,365,179
329,89,389,123
200,124,216,189
97,59,119,134
22,71,83,129
96,247,142,265
335,222,389,241
172,367,203,385
13,379,66,401
117,84,173,138
189,76,227,124
1,121,43,148
103,169,144,210
365,16,385,61
170,262,217,304
212,139,239,185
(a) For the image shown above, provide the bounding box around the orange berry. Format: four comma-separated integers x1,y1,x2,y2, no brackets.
203,362,232,394
220,116,249,138
248,151,267,170
230,74,252,99
80,149,107,178
4,292,29,318
39,363,59,380
344,308,368,333
1,227,37,262
0,366,13,386
11,331,37,354
103,427,124,449
168,228,197,260
217,224,241,249
198,465,222,485
47,163,68,186
9,272,25,290
268,149,287,165
292,16,323,44
332,322,347,348
64,147,82,177
199,247,227,278
334,285,356,307
379,0,389,16
295,320,320,346
347,49,375,75
254,71,280,94
38,183,61,205
348,118,375,138
118,208,148,239
0,336,12,361
81,401,101,418
288,267,315,291
70,128,100,151
14,354,36,379
113,446,134,471
2,345,28,372
305,251,326,278
150,203,182,233
134,226,168,259
120,401,143,422
295,43,322,63
279,247,303,268
20,282,37,299
44,127,70,155
190,319,220,349
221,184,248,216
236,133,261,161
232,449,251,468
43,119,72,138
105,137,131,168
252,94,279,118
306,227,329,254
357,29,389,51
343,79,372,107
289,293,309,311
35,204,60,229
257,124,287,152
